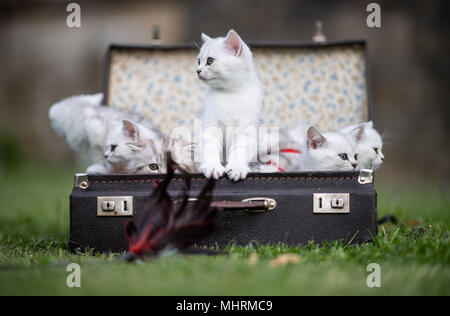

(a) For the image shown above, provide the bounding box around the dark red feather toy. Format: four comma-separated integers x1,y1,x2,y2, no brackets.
124,153,218,262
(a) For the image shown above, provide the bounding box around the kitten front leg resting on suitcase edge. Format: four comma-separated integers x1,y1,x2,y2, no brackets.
197,30,262,181
225,124,258,181
200,122,226,179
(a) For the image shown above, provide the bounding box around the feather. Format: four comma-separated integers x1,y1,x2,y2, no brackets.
124,153,217,261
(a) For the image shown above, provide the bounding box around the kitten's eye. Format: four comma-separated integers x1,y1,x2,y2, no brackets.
197,58,200,66
110,145,117,151
374,148,379,154
354,154,358,161
339,153,348,161
149,164,159,171
206,57,215,65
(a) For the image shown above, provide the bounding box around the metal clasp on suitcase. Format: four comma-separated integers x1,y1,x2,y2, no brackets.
74,173,89,189
313,193,350,214
97,196,133,217
358,169,374,184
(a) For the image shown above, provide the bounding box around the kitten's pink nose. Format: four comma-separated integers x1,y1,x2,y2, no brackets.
352,163,358,169
196,69,202,75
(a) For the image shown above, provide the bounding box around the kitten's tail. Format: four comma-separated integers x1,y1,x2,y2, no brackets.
49,93,103,121
49,93,103,138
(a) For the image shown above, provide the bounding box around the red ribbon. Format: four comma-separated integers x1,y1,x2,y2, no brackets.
280,148,301,154
266,148,301,172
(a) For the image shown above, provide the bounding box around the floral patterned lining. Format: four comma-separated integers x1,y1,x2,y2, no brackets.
107,44,369,133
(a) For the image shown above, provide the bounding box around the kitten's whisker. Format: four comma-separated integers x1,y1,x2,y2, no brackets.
188,37,200,51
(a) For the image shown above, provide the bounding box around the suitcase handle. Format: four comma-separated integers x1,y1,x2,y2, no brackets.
183,197,277,213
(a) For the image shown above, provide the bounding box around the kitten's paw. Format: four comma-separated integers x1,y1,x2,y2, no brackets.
226,162,250,182
257,163,281,173
200,163,225,179
86,163,108,174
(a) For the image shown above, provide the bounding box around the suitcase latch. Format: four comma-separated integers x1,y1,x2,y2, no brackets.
97,196,133,217
313,193,350,214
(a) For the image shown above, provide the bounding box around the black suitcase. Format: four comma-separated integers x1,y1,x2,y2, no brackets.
69,39,377,253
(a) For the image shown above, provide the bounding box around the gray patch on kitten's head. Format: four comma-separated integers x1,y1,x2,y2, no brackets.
196,29,254,89
305,126,359,171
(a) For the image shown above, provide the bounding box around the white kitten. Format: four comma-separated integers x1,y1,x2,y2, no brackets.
301,126,359,171
103,119,165,174
340,121,384,170
105,122,198,174
197,30,262,181
49,93,163,174
266,124,359,172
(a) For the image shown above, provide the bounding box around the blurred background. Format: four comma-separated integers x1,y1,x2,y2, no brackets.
0,0,449,184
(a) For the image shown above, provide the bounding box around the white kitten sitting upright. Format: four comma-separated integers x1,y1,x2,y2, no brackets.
197,30,262,181
340,121,384,170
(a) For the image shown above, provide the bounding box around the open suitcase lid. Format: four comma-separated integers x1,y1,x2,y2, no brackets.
102,40,372,134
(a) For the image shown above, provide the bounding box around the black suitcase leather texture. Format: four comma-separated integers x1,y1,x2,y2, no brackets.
69,172,377,253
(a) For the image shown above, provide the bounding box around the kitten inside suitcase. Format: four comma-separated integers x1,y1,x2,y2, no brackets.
197,30,262,181
50,29,384,177
50,93,198,174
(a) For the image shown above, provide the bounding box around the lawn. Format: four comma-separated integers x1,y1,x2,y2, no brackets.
0,164,449,296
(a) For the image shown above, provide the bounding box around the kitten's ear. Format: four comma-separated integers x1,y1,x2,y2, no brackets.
352,124,365,142
201,33,212,42
365,121,374,128
122,120,139,140
307,127,326,149
224,29,242,56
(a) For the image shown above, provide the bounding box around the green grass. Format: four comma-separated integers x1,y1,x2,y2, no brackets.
0,164,449,296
